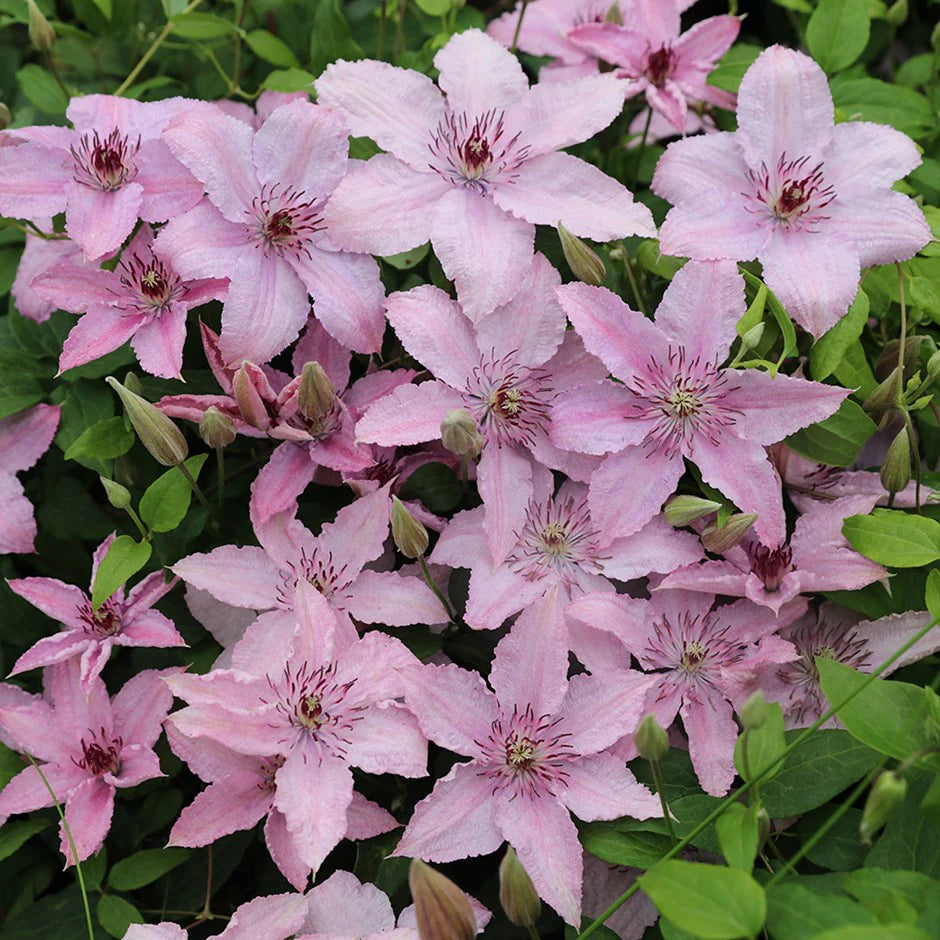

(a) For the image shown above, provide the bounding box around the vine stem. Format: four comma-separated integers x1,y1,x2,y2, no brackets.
577,614,940,938
510,0,530,51
650,759,678,845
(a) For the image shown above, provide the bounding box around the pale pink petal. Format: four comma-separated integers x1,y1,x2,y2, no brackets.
154,199,248,280
394,761,503,861
645,80,688,132
346,702,427,777
316,485,391,582
265,811,310,891
134,139,204,223
0,763,84,816
168,703,284,757
9,632,89,677
601,515,704,581
218,894,308,940
355,380,464,447
657,559,748,597
566,22,649,72
345,569,447,626
67,94,192,139
434,29,529,114
12,231,83,322
111,745,163,788
172,545,281,609
496,794,582,926
0,143,69,219
345,793,398,840
631,0,681,44
169,777,272,846
315,60,444,170
30,263,115,311
164,724,260,782
306,418,374,473
429,507,489,568
0,403,59,473
478,443,534,567
658,193,769,262
0,699,74,763
342,368,416,415
303,870,396,934
493,152,655,242
550,381,651,456
854,610,940,673
826,190,930,268
59,308,143,374
64,180,143,260
682,686,738,796
826,120,922,190
652,136,749,204
560,670,653,754
560,752,660,821
62,777,113,864
430,188,535,322
464,564,546,631
568,617,635,674
250,442,317,525
112,669,175,747
131,304,188,380
118,610,185,649
291,319,351,390
6,577,86,628
674,15,741,70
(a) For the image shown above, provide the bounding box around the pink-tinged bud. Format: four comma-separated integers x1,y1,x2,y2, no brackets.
233,363,272,431
557,222,605,286
199,406,237,449
0,102,10,131
441,409,483,459
664,495,722,527
297,361,336,423
99,476,131,510
635,713,668,762
27,0,56,51
408,860,477,940
701,512,758,553
499,846,541,928
859,771,907,844
738,691,770,731
880,427,912,495
391,495,429,559
106,376,188,467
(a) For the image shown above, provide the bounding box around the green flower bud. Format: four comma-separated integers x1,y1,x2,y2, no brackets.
27,0,56,51
99,476,131,510
933,21,940,52
664,495,722,527
604,1,623,24
756,807,771,852
123,371,144,397
862,366,902,423
885,0,908,25
199,406,237,450
106,376,188,467
558,221,605,286
391,495,429,559
408,860,477,940
701,512,758,554
880,427,911,495
635,713,669,763
441,409,483,459
859,771,907,844
739,322,765,351
0,102,10,132
297,361,336,423
738,691,770,731
499,846,541,928
925,350,940,384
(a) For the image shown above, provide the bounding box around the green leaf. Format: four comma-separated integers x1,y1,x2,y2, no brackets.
734,702,787,784
636,240,686,281
740,270,797,369
834,340,878,400
169,11,235,38
707,43,762,93
244,28,300,67
864,774,940,878
807,0,871,72
89,0,111,19
847,868,940,927
830,76,934,140
399,462,462,514
107,847,192,891
766,883,875,940
139,454,208,533
785,399,876,467
96,895,143,938
925,570,940,622
842,509,940,567
91,536,152,609
639,860,765,940
909,277,940,324
2,885,107,939
0,376,43,420
15,63,69,115
811,289,869,380
414,0,450,13
715,803,759,872
308,0,363,77
0,742,25,789
81,849,107,893
260,67,316,92
809,926,931,939
160,0,187,15
579,821,673,869
0,819,50,863
795,806,869,871
64,417,135,464
382,243,430,270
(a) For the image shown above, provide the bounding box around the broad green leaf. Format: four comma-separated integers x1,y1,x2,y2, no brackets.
414,0,450,13
579,822,673,869
842,509,940,567
925,570,940,622
807,0,871,73
15,64,68,115
399,462,462,514
89,0,110,19
636,240,686,281
169,11,235,38
108,847,191,891
96,895,143,938
715,803,759,872
2,885,106,939
0,819,50,863
0,741,24,789
811,289,869,380
734,702,786,783
91,536,152,609
833,340,878,400
707,44,762,93
864,774,940,878
260,67,316,92
160,0,187,14
139,454,208,533
382,243,430,270
244,28,300,67
766,883,875,940
785,400,876,467
830,76,934,140
921,775,940,824
909,277,940,324
64,417,134,464
308,0,363,77
795,806,868,871
81,849,107,892
0,376,43,420
810,926,931,939
738,283,767,337
639,860,765,940
847,868,940,923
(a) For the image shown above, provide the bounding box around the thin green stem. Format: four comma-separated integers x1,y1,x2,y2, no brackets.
44,49,70,99
577,615,940,938
510,0,530,51
231,0,247,90
633,107,653,188
125,504,150,540
650,759,678,845
526,925,540,940
620,245,648,317
378,0,387,59
215,446,226,505
417,554,456,622
176,461,209,508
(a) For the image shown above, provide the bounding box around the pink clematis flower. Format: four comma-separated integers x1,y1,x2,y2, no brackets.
166,726,396,891
395,590,659,925
652,46,931,337
7,534,183,692
760,602,940,729
0,95,203,260
567,0,740,130
0,403,59,555
0,660,173,863
166,593,427,883
551,260,848,546
430,467,702,631
356,255,607,564
316,29,654,321
657,495,888,614
566,589,802,795
31,224,226,379
155,98,386,365
11,223,84,323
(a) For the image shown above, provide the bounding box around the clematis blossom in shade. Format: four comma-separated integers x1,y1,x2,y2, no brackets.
7,534,183,692
31,224,227,379
566,589,802,795
0,95,203,260
652,45,931,337
155,98,386,365
11,222,85,323
657,495,888,614
0,660,173,863
395,589,660,926
356,254,607,564
316,28,654,321
566,0,740,130
551,260,848,546
165,592,428,882
0,403,59,555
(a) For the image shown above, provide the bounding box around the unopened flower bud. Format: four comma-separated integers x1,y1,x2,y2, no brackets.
880,427,911,495
408,860,477,940
604,1,623,24
885,0,908,25
738,691,770,730
859,771,907,844
925,350,940,384
233,363,269,431
106,376,188,467
0,102,10,131
391,495,429,559
635,713,669,762
739,322,765,351
297,361,336,423
933,20,940,52
100,476,131,510
27,0,56,51
558,221,605,286
123,371,144,397
701,512,758,553
499,846,540,928
199,406,236,449
664,495,722,527
756,807,771,852
862,366,902,422
441,409,483,459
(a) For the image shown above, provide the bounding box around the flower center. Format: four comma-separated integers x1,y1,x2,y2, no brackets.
748,543,793,592
248,184,324,257
681,639,708,673
71,129,140,191
644,610,746,683
746,153,835,232
77,733,122,776
277,548,349,608
647,45,676,86
118,252,185,312
78,599,122,638
667,386,701,418
505,733,538,769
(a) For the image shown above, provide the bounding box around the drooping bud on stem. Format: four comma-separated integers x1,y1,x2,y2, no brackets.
106,376,188,467
701,512,758,553
408,860,477,940
99,476,131,510
738,691,770,731
739,322,765,352
499,846,541,928
441,409,483,460
27,0,56,50
557,221,605,286
635,713,669,763
664,495,722,527
880,426,912,496
297,361,336,423
862,366,902,423
859,770,907,844
391,495,429,559
199,406,237,450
